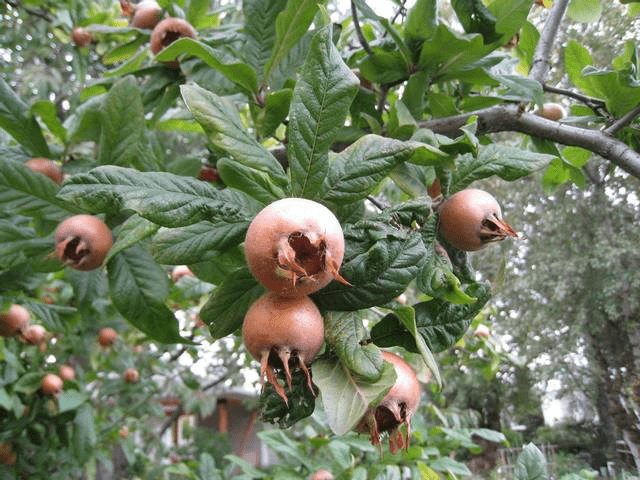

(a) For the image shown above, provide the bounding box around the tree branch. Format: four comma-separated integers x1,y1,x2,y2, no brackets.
5,0,53,22
542,84,608,114
420,104,640,179
605,103,640,136
351,0,372,55
529,0,570,83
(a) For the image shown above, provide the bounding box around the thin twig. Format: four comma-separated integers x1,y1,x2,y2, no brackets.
605,103,640,136
5,0,53,22
542,84,607,113
351,0,372,55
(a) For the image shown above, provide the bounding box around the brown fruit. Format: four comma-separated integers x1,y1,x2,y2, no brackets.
71,27,93,47
25,158,63,184
131,0,163,29
55,215,113,271
0,304,30,337
356,351,421,453
171,265,194,282
150,17,197,68
242,292,324,403
119,425,129,439
427,177,441,199
244,198,349,298
536,102,565,121
0,443,16,466
59,365,76,381
41,373,63,396
438,188,517,251
98,327,118,348
310,470,334,480
124,368,139,384
21,324,46,345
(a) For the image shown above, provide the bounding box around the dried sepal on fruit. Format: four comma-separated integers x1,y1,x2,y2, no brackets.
355,351,421,453
55,215,113,271
437,188,517,251
242,292,324,404
244,198,349,297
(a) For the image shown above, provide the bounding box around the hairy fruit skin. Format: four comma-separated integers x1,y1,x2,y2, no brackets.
150,17,196,68
98,327,118,348
0,304,30,337
438,188,517,251
59,365,76,381
242,292,324,403
55,215,113,271
244,198,348,297
22,324,46,345
25,158,63,184
356,351,421,453
131,0,163,29
41,373,63,396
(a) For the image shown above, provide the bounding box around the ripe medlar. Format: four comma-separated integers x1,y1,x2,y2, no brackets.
98,327,118,348
55,215,113,271
0,304,30,337
41,373,63,396
25,158,64,184
150,17,197,68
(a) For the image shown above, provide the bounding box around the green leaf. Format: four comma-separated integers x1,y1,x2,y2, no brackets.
392,306,441,386
107,246,186,343
489,0,532,41
452,0,500,44
311,221,426,311
199,267,265,339
450,144,553,192
243,0,288,81
288,26,359,198
404,0,438,54
324,312,384,383
73,404,97,463
102,36,147,65
371,282,491,353
0,156,73,220
30,100,66,143
323,135,446,205
256,88,293,138
98,76,158,171
564,41,597,96
430,457,473,476
515,443,549,480
181,84,289,203
259,375,316,430
58,390,88,413
105,215,160,264
0,220,53,269
567,0,602,23
313,356,396,436
156,38,258,94
12,372,43,395
0,78,50,157
263,0,326,84
57,166,253,227
151,220,250,265
198,453,223,480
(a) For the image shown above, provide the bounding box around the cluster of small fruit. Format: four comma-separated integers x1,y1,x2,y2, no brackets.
241,197,424,455
71,0,197,69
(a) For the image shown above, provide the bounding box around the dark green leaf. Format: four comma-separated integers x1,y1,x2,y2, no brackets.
259,369,317,429
404,0,438,54
452,0,501,44
288,26,360,198
30,100,66,143
107,246,185,343
263,0,327,83
312,221,426,311
199,267,264,339
450,144,554,192
323,135,445,205
98,76,159,171
243,0,288,81
58,390,88,413
0,78,50,157
0,156,73,220
57,166,254,227
324,312,384,383
105,215,160,264
0,220,53,269
156,38,258,94
73,404,97,463
150,219,250,265
371,282,491,353
181,84,289,203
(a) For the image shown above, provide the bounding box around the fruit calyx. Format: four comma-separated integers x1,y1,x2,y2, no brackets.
275,231,349,288
479,212,518,245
